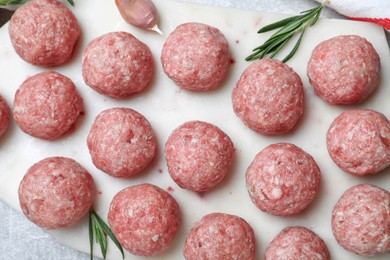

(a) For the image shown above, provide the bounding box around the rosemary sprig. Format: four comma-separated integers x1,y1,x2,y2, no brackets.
0,0,28,5
246,0,328,63
89,209,124,260
0,0,75,6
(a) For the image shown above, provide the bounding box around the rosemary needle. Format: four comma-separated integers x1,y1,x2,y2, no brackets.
89,209,124,260
246,0,329,63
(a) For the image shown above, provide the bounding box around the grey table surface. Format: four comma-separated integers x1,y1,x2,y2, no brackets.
0,1,387,259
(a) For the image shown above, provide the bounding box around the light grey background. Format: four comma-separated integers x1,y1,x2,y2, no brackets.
0,0,369,259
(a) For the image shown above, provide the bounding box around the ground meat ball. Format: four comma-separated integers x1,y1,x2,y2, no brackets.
108,183,180,256
0,95,10,138
264,226,330,260
8,0,80,66
82,31,153,98
327,109,390,176
165,120,234,192
332,184,390,256
13,71,83,140
232,58,304,135
307,35,380,104
183,213,255,260
246,143,321,216
161,22,230,91
18,157,95,230
87,107,157,178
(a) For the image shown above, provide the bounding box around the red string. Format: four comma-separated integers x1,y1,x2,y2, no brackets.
347,16,390,30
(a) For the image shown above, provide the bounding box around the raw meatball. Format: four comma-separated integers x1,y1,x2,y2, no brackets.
108,183,180,256
183,213,256,260
13,71,83,140
307,35,380,104
8,0,80,66
82,31,153,98
87,107,157,178
246,143,321,216
264,226,330,260
327,109,390,176
161,22,230,91
165,120,234,192
18,157,95,230
232,58,304,135
0,95,10,138
332,184,390,256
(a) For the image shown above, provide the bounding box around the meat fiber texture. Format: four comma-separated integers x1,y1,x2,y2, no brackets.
87,107,157,178
82,31,154,98
8,0,80,67
18,157,95,230
264,226,330,260
332,184,390,256
108,183,180,256
246,143,321,216
13,71,83,140
307,35,380,105
161,22,230,91
0,95,10,138
165,120,235,192
183,213,256,260
232,58,304,135
327,109,390,176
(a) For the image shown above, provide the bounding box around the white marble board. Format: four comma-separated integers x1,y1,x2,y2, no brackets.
0,0,389,259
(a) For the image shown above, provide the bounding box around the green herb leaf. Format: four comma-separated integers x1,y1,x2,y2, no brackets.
282,30,305,63
257,16,298,33
310,12,321,26
246,0,329,63
300,5,323,15
93,211,125,258
94,218,107,258
89,209,124,260
88,212,94,260
0,0,28,5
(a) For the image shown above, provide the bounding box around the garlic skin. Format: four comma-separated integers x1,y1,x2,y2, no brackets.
115,0,162,34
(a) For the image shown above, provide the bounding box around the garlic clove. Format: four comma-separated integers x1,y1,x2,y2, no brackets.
115,0,162,34
151,24,162,35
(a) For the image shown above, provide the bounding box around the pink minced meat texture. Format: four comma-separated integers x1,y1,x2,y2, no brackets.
183,213,256,260
307,35,380,105
87,107,157,178
8,0,80,67
264,226,330,260
246,143,321,216
13,71,83,140
165,120,235,192
82,31,154,98
161,22,230,91
108,183,180,256
18,157,95,230
0,95,10,138
232,58,304,135
326,109,390,176
332,184,390,256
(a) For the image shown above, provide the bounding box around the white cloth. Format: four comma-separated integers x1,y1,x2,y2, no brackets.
315,0,390,30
